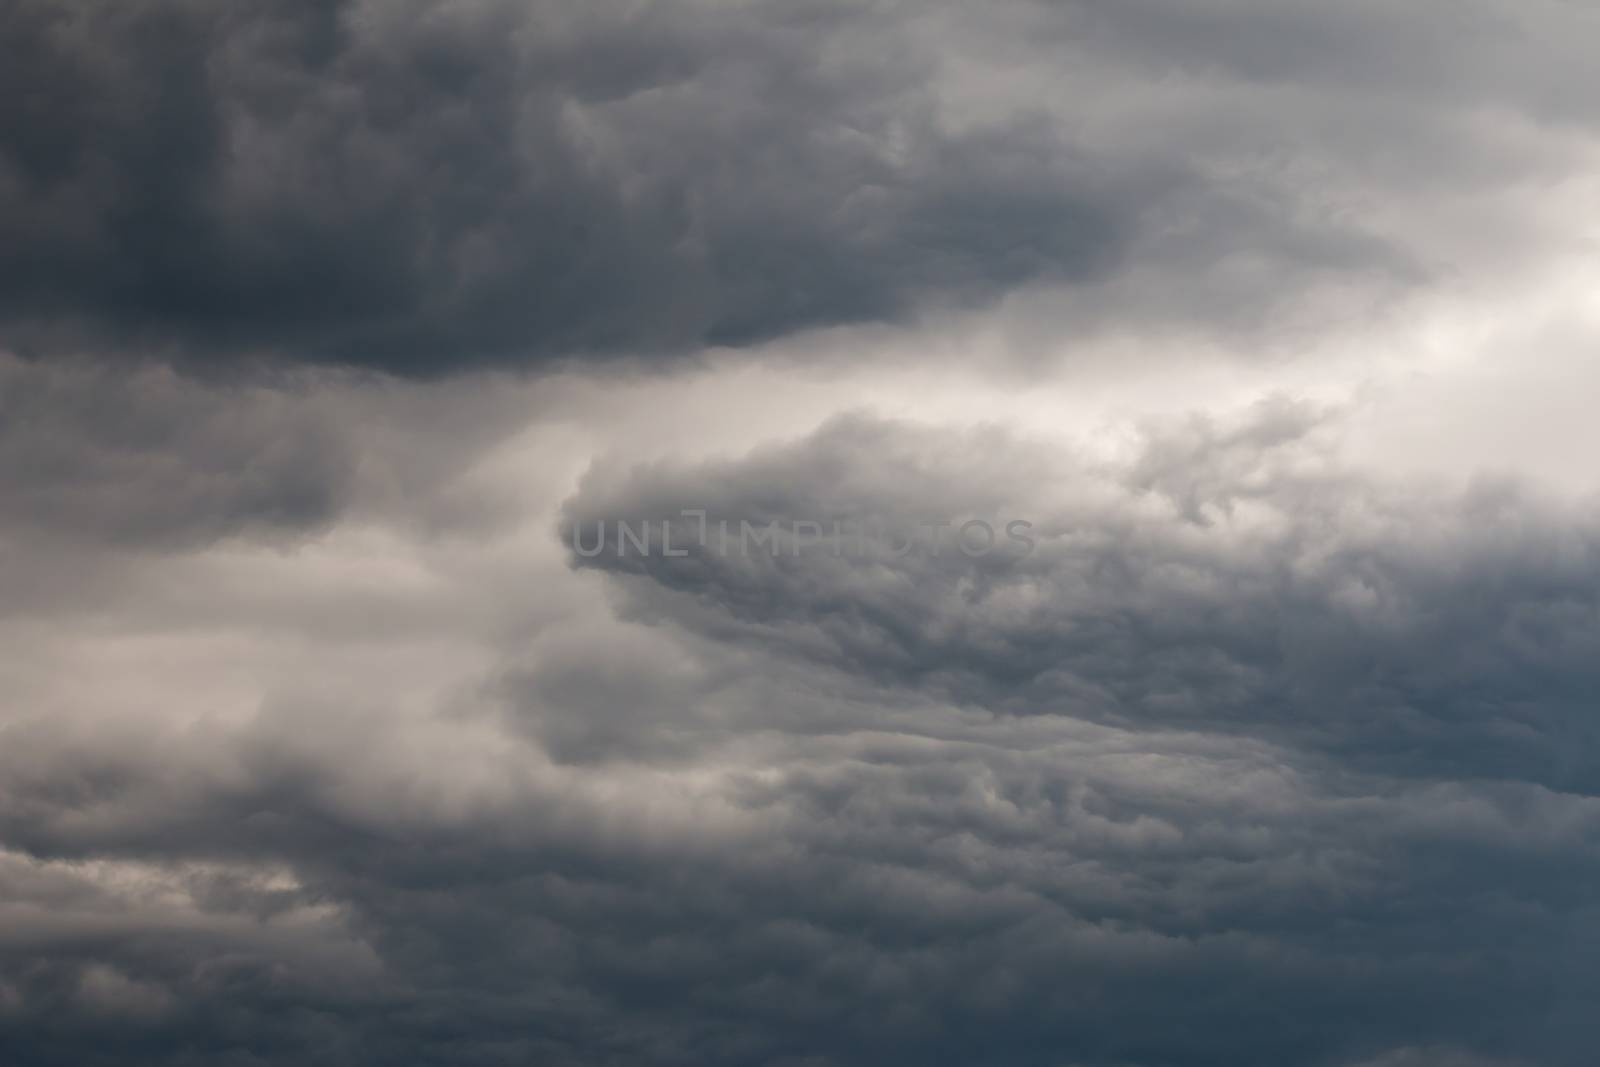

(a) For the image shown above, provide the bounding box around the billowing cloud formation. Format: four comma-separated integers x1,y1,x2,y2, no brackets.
2,361,1597,1065
0,0,1128,369
6,0,1597,371
564,409,1600,791
0,357,352,549
4,0,1600,1064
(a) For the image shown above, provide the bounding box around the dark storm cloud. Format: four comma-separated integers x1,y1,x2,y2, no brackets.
563,410,1600,792
0,351,546,570
4,404,1599,1065
2,666,1596,1066
1047,0,1598,115
0,0,1138,372
0,353,352,550
13,0,1591,371
5,0,1600,1063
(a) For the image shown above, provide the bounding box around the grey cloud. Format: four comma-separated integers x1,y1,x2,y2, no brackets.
1343,1051,1534,1067
3,679,1595,1066
0,354,352,551
563,409,1600,792
1048,0,1598,118
10,0,1588,372
0,0,1137,373
5,388,1596,1066
5,0,1600,1061
0,352,545,567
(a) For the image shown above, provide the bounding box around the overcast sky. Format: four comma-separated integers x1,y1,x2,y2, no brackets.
4,2,1600,1065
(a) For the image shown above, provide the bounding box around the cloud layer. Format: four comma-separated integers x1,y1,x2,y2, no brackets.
7,0,1597,371
4,1,1600,1065
2,362,1598,1065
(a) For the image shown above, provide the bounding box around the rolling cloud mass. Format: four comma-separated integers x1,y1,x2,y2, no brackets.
3,2,1600,1065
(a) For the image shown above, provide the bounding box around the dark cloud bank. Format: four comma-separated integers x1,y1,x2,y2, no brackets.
4,2,1600,1067
6,0,1595,372
565,410,1600,793
2,406,1597,1066
1,0,1128,370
